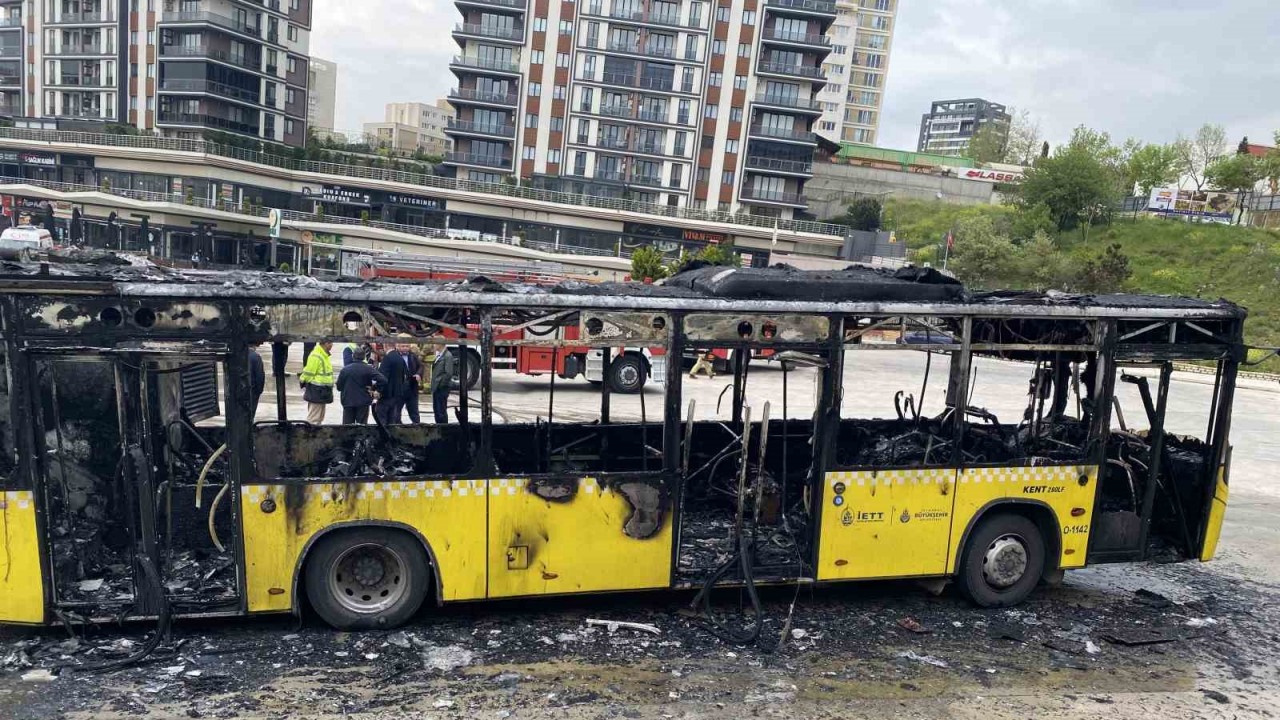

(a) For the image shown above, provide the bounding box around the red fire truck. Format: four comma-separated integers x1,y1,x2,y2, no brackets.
359,254,662,393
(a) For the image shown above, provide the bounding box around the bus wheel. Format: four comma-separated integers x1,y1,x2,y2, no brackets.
957,513,1045,608
450,349,481,391
608,354,645,394
305,527,431,630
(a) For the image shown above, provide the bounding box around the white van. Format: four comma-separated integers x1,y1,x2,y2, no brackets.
0,225,55,261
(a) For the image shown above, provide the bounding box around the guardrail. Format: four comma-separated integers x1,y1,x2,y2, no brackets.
0,126,851,238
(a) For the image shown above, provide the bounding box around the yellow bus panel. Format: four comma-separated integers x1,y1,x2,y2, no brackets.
817,469,957,581
487,477,672,598
240,480,489,612
1200,467,1228,562
0,491,44,624
947,465,1099,573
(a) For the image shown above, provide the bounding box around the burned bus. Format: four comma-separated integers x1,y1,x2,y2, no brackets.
0,263,1245,632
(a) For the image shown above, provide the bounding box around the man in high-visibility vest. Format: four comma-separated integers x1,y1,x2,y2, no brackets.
300,341,335,424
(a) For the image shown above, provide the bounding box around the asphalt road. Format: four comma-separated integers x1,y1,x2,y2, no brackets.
4,349,1278,718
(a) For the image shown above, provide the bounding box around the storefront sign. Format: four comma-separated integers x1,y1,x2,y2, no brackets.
387,193,442,211
303,185,372,206
683,230,727,245
943,166,1025,184
18,152,56,167
0,151,20,164
59,154,96,168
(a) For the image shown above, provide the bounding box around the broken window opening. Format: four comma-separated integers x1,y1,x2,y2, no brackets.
0,348,16,490
961,351,1092,466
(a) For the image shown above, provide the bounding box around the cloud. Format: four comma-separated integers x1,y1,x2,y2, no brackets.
312,0,459,131
879,0,1280,151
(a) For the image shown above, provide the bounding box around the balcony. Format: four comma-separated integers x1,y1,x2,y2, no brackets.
0,75,19,87
57,108,106,119
448,86,519,107
599,104,633,118
636,108,669,123
446,118,516,138
160,12,262,40
596,137,628,150
449,54,521,75
753,92,822,113
740,186,807,207
455,0,527,9
631,141,665,155
629,174,663,188
157,111,260,135
595,169,625,183
49,11,111,24
0,17,23,29
600,71,674,93
762,29,831,48
0,46,16,57
51,75,110,87
47,44,113,56
602,40,675,59
763,0,836,15
160,78,262,105
607,7,685,29
453,23,524,43
160,44,260,71
748,124,817,144
445,151,513,169
756,61,825,80
745,155,813,176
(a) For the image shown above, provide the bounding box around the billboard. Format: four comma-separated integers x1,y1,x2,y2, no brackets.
1147,187,1237,222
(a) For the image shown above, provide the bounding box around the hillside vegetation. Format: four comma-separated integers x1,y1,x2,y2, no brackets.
878,198,1280,362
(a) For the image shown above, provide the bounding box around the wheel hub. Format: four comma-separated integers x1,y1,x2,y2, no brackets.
618,364,640,386
982,535,1028,589
351,553,387,587
330,543,407,614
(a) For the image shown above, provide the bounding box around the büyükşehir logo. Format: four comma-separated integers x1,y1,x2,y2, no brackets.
841,509,853,526
900,509,911,524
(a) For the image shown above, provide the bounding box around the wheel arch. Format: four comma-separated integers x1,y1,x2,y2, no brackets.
289,520,444,616
953,499,1062,580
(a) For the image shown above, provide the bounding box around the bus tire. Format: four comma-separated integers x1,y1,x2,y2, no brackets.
608,354,646,394
304,527,431,631
956,513,1045,608
450,348,481,391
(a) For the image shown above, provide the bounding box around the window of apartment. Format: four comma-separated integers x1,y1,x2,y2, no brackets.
832,44,846,55
533,17,547,32
864,33,887,50
858,90,878,105
287,25,297,42
580,86,594,110
875,0,892,9
559,20,573,34
733,75,747,90
525,112,538,128
287,88,296,104
669,164,682,188
673,131,687,156
701,135,715,151
737,43,751,58
696,167,709,184
523,146,537,160
574,151,587,175
861,71,881,87
129,31,138,45
711,39,725,55
721,170,734,186
549,149,562,163
708,72,722,87
725,139,738,154
871,15,891,30
681,67,694,92
742,9,756,25
865,53,883,69
529,82,541,96
264,114,276,136
729,107,742,122
583,54,597,77
147,97,155,111
531,49,544,65
556,52,571,68
147,30,155,44
288,57,297,74
856,109,875,124
130,96,137,110
550,116,564,132
677,98,691,124
704,104,717,119
576,118,590,143
146,63,155,78
852,127,873,143
689,2,704,26
715,5,730,22
553,84,565,99
286,119,295,135
684,35,699,60
820,121,835,131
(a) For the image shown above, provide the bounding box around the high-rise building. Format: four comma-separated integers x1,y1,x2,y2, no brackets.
362,101,452,156
816,0,897,146
917,98,1010,157
445,0,836,219
308,56,338,133
3,0,312,147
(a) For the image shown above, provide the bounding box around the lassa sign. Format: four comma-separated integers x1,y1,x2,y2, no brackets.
944,166,1025,184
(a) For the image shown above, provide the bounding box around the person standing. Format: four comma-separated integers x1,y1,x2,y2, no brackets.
336,349,386,425
404,346,424,424
248,343,266,419
376,344,412,424
430,347,458,424
689,350,717,379
299,341,335,424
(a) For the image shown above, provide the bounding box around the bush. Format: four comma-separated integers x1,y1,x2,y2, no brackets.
630,245,668,282
845,196,882,231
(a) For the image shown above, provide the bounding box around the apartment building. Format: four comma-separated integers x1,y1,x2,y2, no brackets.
445,0,836,219
815,0,895,146
5,0,312,147
307,54,335,132
362,100,452,156
917,98,1010,156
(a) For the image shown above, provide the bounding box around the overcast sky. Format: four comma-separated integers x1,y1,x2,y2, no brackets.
314,0,1280,151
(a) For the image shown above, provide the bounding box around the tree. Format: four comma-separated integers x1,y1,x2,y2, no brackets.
630,245,669,282
845,196,882,231
1205,154,1264,225
1173,124,1227,193
947,215,1019,289
1017,129,1121,231
1076,244,1132,293
1125,143,1181,196
1004,109,1044,167
964,122,1009,164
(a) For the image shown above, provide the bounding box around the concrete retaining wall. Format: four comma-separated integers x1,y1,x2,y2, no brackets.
806,162,997,219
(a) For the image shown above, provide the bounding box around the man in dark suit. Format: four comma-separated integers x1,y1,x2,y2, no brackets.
403,347,424,424
248,343,266,419
376,343,416,424
336,349,387,425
